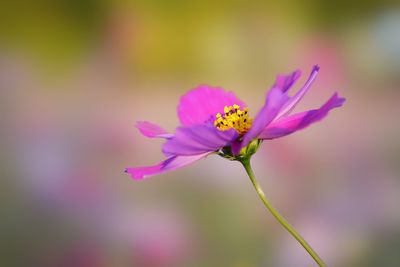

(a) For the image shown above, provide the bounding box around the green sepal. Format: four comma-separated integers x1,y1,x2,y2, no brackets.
217,139,262,162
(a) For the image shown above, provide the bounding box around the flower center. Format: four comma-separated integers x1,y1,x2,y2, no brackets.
214,104,253,135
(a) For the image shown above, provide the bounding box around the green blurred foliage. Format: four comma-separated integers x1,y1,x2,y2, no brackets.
2,0,396,75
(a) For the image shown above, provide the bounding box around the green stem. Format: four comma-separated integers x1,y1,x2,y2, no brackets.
241,159,327,267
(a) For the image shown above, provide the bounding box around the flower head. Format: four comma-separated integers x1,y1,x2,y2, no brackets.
126,65,345,179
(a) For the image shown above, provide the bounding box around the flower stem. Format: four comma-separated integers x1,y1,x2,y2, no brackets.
240,159,327,267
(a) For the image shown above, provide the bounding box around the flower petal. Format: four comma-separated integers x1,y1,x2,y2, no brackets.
259,93,345,140
274,69,302,93
234,86,290,154
276,65,320,119
125,152,210,180
177,85,246,126
136,121,173,139
163,124,238,156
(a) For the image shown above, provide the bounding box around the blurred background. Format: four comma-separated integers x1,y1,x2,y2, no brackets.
1,1,400,266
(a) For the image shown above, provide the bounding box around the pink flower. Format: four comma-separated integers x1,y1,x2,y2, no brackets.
126,65,345,179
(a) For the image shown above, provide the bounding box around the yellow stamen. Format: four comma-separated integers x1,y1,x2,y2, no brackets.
214,104,253,135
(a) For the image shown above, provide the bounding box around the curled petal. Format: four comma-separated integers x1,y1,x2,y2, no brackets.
125,152,210,180
177,85,246,126
259,93,345,140
274,69,302,93
276,65,320,119
163,124,238,156
136,121,173,139
234,86,289,154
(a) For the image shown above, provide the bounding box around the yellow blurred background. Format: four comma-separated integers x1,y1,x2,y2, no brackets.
1,1,400,266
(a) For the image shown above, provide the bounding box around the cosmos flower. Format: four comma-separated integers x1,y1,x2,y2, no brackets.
125,65,345,180
126,65,345,266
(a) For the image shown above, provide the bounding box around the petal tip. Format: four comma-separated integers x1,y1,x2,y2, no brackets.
332,92,346,107
135,120,146,129
338,98,346,107
125,168,145,180
135,120,172,139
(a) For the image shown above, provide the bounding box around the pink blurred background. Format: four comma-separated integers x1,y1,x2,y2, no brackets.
1,1,400,266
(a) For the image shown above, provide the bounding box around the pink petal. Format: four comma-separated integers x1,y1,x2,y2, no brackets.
136,121,173,139
163,124,237,156
259,93,345,140
274,69,302,93
233,86,289,154
177,85,246,126
125,152,210,180
275,65,320,119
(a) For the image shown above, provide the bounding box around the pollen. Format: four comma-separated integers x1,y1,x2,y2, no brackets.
214,104,253,135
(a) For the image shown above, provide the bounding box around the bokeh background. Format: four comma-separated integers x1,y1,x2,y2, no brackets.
1,1,400,266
